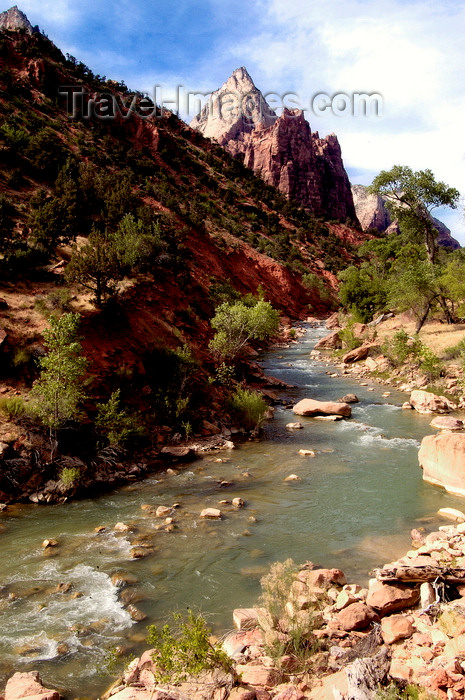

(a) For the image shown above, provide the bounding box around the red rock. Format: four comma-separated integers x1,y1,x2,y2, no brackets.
430,416,464,431
273,686,305,700
298,568,346,588
314,331,342,350
381,614,415,644
410,390,456,414
366,581,420,616
293,399,351,418
419,433,465,497
342,344,378,364
160,446,197,461
5,672,60,700
325,313,340,330
235,665,280,689
337,602,379,631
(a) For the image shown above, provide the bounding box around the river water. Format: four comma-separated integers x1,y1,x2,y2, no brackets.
0,323,463,697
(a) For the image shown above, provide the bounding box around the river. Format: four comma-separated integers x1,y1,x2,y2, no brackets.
0,323,463,697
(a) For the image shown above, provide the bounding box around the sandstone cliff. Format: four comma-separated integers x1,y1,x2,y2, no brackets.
191,69,358,223
352,183,460,249
0,5,35,34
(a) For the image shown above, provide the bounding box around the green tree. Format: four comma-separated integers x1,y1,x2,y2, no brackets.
65,226,120,307
209,300,280,360
31,313,88,459
387,255,438,333
369,165,460,264
0,194,15,253
338,263,387,322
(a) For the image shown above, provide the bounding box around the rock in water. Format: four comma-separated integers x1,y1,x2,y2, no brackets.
293,398,351,417
419,433,465,497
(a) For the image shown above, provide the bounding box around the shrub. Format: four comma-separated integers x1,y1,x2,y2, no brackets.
59,466,80,488
338,325,362,351
209,299,280,360
146,610,231,684
419,345,443,381
0,396,26,420
443,337,465,360
95,389,144,447
227,387,267,432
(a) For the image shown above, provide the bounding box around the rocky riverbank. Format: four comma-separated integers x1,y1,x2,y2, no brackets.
9,516,465,700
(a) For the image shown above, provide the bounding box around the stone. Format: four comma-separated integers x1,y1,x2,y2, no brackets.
233,608,264,630
114,522,130,532
340,394,359,403
343,344,376,364
313,415,343,421
298,449,315,456
335,590,358,610
337,602,379,631
420,582,436,609
437,507,465,522
430,416,464,431
155,506,172,518
5,672,60,700
200,508,222,519
419,433,465,497
365,357,378,371
286,422,303,429
307,669,348,700
314,331,342,350
284,474,301,482
410,390,456,414
381,614,415,644
160,446,196,461
235,664,280,689
299,568,346,588
366,581,420,616
232,498,245,508
293,399,351,418
42,539,58,548
402,402,413,410
325,313,340,330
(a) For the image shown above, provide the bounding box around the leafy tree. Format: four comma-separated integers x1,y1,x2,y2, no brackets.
338,263,387,322
369,165,460,264
31,313,88,459
209,300,280,360
65,226,120,307
95,389,144,447
387,255,438,333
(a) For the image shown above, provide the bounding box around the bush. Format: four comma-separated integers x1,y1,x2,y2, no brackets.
146,610,231,684
59,466,80,488
227,387,267,432
209,299,280,360
95,390,144,447
0,396,26,419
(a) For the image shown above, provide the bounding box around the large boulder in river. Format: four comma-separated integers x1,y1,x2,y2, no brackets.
293,399,351,418
409,390,456,414
342,343,378,364
314,330,341,350
419,433,465,497
325,312,340,329
5,672,60,700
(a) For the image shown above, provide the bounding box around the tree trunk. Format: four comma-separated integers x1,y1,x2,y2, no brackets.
438,295,454,324
415,301,432,333
346,647,391,700
376,564,465,583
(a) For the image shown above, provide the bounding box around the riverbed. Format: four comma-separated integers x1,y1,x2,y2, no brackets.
0,323,463,697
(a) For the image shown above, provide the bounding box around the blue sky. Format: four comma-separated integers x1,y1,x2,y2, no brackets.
11,0,465,241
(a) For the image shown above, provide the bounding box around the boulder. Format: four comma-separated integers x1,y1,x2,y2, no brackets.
155,506,172,518
342,344,376,364
381,614,414,645
437,507,465,522
160,446,197,461
286,422,303,430
293,399,351,418
284,474,301,482
232,608,264,630
314,331,341,350
337,602,379,631
325,312,340,330
5,672,60,700
340,394,359,403
365,357,378,371
419,433,465,497
200,508,222,519
366,580,420,616
298,567,346,588
410,390,456,415
235,665,280,689
430,416,464,431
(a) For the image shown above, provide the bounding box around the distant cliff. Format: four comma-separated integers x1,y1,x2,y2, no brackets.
191,68,358,224
352,183,460,249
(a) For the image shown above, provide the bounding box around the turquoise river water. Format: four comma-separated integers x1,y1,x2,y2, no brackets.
0,323,463,697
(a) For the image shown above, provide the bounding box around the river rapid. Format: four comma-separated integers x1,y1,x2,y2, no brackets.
0,323,463,697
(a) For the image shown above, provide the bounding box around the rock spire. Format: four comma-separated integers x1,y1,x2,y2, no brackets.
0,6,35,34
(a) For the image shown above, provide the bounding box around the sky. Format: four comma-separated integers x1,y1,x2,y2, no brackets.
11,0,465,241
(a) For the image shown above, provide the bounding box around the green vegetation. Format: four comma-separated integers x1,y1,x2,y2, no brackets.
59,466,81,488
146,610,231,684
375,683,439,700
31,313,88,459
0,396,26,420
382,330,443,381
95,389,144,447
209,299,280,360
227,387,267,432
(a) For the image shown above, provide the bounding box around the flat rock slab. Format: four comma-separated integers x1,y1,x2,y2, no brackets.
430,416,464,431
293,399,351,417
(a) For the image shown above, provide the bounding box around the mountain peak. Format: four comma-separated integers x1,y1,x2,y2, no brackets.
190,66,277,144
0,6,35,34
